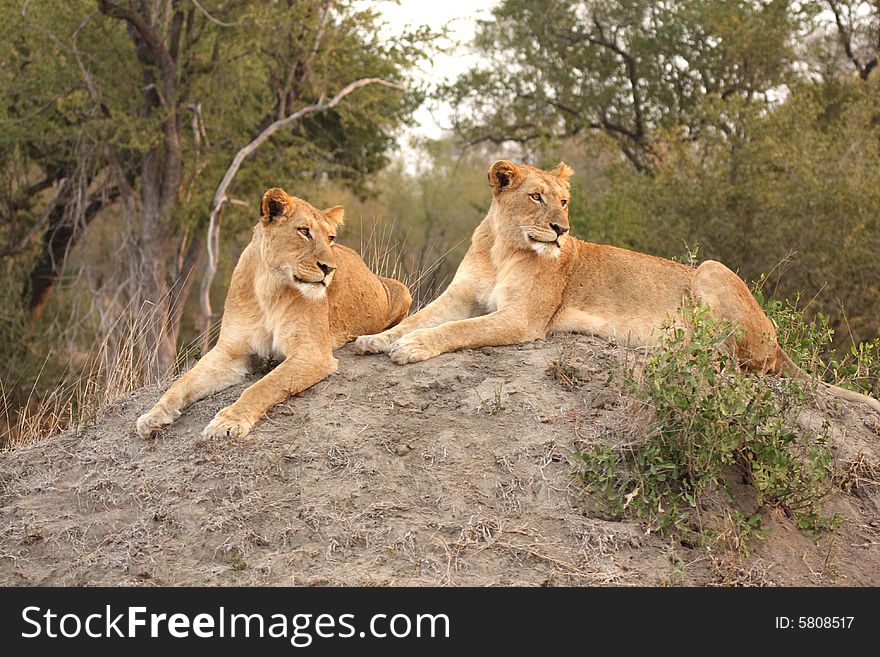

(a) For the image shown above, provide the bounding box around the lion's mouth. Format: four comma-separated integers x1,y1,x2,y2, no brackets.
528,236,561,247
294,277,328,287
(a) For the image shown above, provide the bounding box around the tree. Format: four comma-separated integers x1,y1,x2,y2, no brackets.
0,3,130,324
443,0,796,172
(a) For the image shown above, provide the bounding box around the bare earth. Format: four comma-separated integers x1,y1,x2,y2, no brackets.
2,334,879,586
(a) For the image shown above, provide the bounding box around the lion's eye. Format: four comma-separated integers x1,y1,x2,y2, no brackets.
328,235,336,244
529,192,544,204
561,199,568,208
298,227,312,240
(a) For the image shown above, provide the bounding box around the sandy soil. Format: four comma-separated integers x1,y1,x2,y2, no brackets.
1,334,879,586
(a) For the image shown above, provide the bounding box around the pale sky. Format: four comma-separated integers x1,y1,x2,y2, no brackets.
357,0,498,143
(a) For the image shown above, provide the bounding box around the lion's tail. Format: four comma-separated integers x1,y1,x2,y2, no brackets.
776,347,880,415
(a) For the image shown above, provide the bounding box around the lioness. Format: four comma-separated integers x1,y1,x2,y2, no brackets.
137,187,412,439
354,160,880,414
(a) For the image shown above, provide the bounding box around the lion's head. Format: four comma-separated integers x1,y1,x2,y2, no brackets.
487,160,574,257
258,187,344,300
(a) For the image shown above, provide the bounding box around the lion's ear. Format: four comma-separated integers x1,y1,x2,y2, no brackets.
261,188,293,224
324,205,345,227
488,160,522,195
551,161,574,181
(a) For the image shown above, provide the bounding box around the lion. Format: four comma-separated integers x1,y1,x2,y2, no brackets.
354,160,880,414
136,187,412,440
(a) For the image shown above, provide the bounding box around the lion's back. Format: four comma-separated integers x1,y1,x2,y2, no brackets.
328,245,411,346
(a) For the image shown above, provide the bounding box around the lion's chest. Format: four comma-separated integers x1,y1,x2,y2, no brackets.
463,245,538,316
474,262,520,314
250,321,285,360
477,285,501,313
249,295,297,359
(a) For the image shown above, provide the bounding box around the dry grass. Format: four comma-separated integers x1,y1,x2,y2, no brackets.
432,517,626,586
2,333,880,586
834,453,880,494
353,217,457,310
0,289,209,451
708,555,775,587
545,335,584,390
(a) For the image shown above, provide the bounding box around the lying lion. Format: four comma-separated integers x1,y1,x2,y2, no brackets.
355,160,880,414
137,187,412,439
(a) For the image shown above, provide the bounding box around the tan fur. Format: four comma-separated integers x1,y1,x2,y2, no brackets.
137,187,412,440
354,160,880,415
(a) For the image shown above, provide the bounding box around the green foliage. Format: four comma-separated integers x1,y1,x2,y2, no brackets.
0,0,439,267
3,0,880,459
758,291,880,398
555,76,880,351
444,0,796,171
574,305,839,551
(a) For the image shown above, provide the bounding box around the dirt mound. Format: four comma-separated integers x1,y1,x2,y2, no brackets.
2,335,879,586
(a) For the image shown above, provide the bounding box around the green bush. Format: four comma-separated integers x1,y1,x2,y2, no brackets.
574,304,839,552
757,289,880,398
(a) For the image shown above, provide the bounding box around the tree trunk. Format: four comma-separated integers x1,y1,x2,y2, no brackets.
100,0,187,379
134,148,179,377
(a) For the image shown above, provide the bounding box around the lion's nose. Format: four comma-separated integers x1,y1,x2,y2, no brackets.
551,223,569,236
318,262,336,276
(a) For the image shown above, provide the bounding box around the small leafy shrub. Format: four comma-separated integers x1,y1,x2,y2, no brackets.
574,305,838,551
230,550,248,572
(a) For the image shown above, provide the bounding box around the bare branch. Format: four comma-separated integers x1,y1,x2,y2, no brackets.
72,14,107,116
71,14,135,199
588,18,646,139
304,0,334,85
827,0,878,80
828,1,859,70
97,0,172,72
278,0,334,119
190,0,236,27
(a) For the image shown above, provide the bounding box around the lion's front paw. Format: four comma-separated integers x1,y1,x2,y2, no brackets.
202,406,254,440
353,332,395,354
388,330,440,364
136,405,178,439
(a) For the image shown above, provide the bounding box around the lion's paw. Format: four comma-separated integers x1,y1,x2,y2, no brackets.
202,407,253,440
353,332,395,354
136,406,178,439
388,331,439,364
